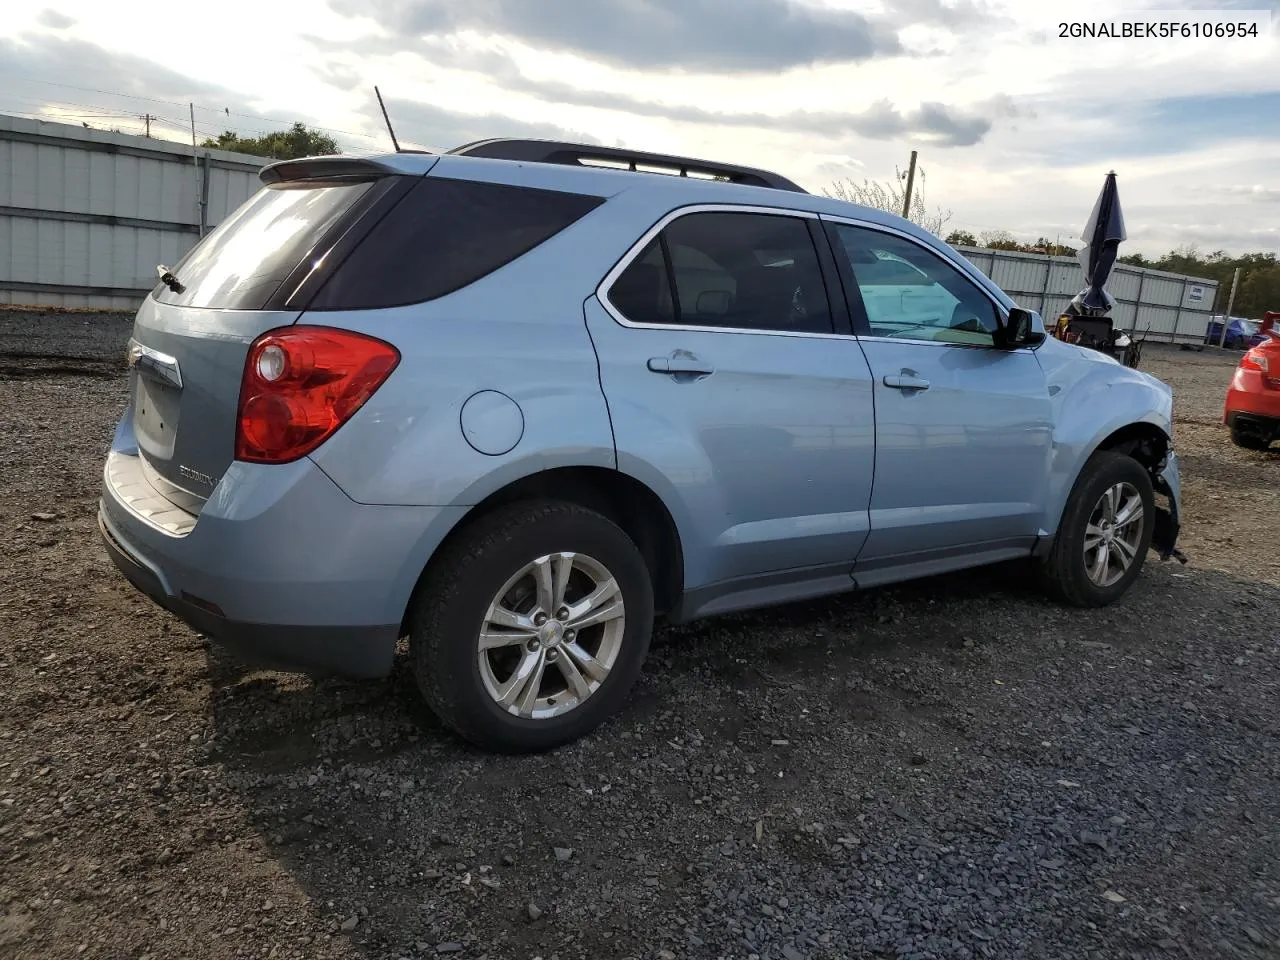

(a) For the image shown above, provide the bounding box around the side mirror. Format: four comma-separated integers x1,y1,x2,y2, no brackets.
998,307,1044,349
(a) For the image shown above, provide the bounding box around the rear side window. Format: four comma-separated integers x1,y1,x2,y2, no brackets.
305,177,605,311
606,211,833,335
153,181,375,309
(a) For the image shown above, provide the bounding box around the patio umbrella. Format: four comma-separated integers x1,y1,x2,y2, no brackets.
1069,171,1126,315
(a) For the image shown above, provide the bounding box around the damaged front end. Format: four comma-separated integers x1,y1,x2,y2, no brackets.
1150,448,1187,564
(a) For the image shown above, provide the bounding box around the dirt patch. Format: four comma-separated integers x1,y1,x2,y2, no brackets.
2,315,1278,960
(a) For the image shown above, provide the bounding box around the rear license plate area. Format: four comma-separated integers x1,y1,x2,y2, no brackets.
134,376,182,459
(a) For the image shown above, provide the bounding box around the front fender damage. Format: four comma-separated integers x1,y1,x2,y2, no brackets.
1150,449,1187,564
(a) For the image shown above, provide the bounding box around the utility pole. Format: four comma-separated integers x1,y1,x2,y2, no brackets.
901,150,918,220
141,113,152,137
1217,266,1241,348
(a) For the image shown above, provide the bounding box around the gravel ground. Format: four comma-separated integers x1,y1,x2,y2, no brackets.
2,310,1278,960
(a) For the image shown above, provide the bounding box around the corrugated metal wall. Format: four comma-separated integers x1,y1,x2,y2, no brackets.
955,245,1219,343
0,114,264,310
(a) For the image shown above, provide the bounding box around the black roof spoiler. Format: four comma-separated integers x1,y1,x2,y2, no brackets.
259,156,399,185
447,138,808,194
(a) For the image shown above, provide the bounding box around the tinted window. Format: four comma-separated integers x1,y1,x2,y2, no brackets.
153,180,375,309
830,224,999,345
306,177,604,310
607,238,675,325
607,212,833,334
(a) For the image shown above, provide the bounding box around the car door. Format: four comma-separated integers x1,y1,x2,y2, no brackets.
584,206,876,613
821,218,1055,586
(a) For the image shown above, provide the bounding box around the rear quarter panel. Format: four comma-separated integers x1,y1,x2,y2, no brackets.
1034,336,1175,536
302,184,678,508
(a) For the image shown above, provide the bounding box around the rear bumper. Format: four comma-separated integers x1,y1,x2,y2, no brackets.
1224,371,1280,420
1225,373,1280,443
98,445,466,679
99,506,399,677
1226,410,1280,443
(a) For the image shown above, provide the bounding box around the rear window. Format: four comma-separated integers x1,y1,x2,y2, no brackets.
153,180,376,309
303,177,605,311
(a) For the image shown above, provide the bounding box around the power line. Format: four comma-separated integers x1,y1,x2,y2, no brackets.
0,93,146,119
8,74,388,144
8,76,193,109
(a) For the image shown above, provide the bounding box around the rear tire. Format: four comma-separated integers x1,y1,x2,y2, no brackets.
1038,451,1155,608
409,500,654,753
1230,425,1270,450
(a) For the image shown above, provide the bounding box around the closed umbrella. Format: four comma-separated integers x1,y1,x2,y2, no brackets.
1069,171,1126,315
1056,171,1143,365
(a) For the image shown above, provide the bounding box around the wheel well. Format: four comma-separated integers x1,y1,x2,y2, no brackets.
1095,422,1170,470
401,468,685,636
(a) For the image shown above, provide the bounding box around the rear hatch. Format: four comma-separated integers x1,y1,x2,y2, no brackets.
125,158,420,509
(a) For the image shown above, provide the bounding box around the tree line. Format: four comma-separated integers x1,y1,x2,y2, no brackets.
200,122,339,161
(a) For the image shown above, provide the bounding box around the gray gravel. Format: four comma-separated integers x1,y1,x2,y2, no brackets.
2,308,1279,960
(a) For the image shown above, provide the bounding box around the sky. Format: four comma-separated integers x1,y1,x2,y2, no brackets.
1,0,1277,257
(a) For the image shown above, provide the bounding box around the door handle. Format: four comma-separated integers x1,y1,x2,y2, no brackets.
127,338,183,389
883,374,930,391
647,354,714,376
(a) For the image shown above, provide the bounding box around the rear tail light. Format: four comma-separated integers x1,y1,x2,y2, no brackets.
1241,349,1268,373
235,326,399,464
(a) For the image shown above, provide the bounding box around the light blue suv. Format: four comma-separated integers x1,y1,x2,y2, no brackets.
99,139,1183,752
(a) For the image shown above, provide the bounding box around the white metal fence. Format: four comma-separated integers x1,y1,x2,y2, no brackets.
955,245,1219,343
0,114,264,311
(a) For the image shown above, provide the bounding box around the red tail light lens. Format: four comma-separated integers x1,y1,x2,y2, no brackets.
235,326,399,464
1240,349,1268,373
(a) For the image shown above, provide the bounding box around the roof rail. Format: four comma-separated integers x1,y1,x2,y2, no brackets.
446,138,808,194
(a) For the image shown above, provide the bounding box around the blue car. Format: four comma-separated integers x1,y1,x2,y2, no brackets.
99,139,1183,752
1206,316,1264,350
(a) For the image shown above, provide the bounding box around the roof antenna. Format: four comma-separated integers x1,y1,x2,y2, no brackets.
374,85,401,152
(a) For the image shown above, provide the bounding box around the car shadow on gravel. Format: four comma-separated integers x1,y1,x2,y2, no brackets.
199,555,1280,959
200,560,1034,768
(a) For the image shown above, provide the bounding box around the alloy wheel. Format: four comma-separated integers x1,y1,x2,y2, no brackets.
476,552,626,720
1083,481,1144,588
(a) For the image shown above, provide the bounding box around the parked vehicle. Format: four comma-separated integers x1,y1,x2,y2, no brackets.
1206,315,1266,350
1224,317,1280,449
98,139,1184,752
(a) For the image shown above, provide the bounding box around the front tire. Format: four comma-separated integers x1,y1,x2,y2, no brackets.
1039,451,1155,607
409,500,654,753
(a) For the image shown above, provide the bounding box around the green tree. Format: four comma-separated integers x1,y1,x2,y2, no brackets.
945,230,977,247
1121,247,1280,319
201,122,339,160
1240,266,1280,318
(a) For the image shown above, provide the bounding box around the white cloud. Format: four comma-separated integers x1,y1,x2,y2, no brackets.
0,0,1277,255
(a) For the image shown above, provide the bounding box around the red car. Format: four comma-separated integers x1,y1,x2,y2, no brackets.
1224,311,1280,450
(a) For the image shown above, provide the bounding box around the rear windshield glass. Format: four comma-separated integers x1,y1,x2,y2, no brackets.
304,176,605,311
153,180,374,309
